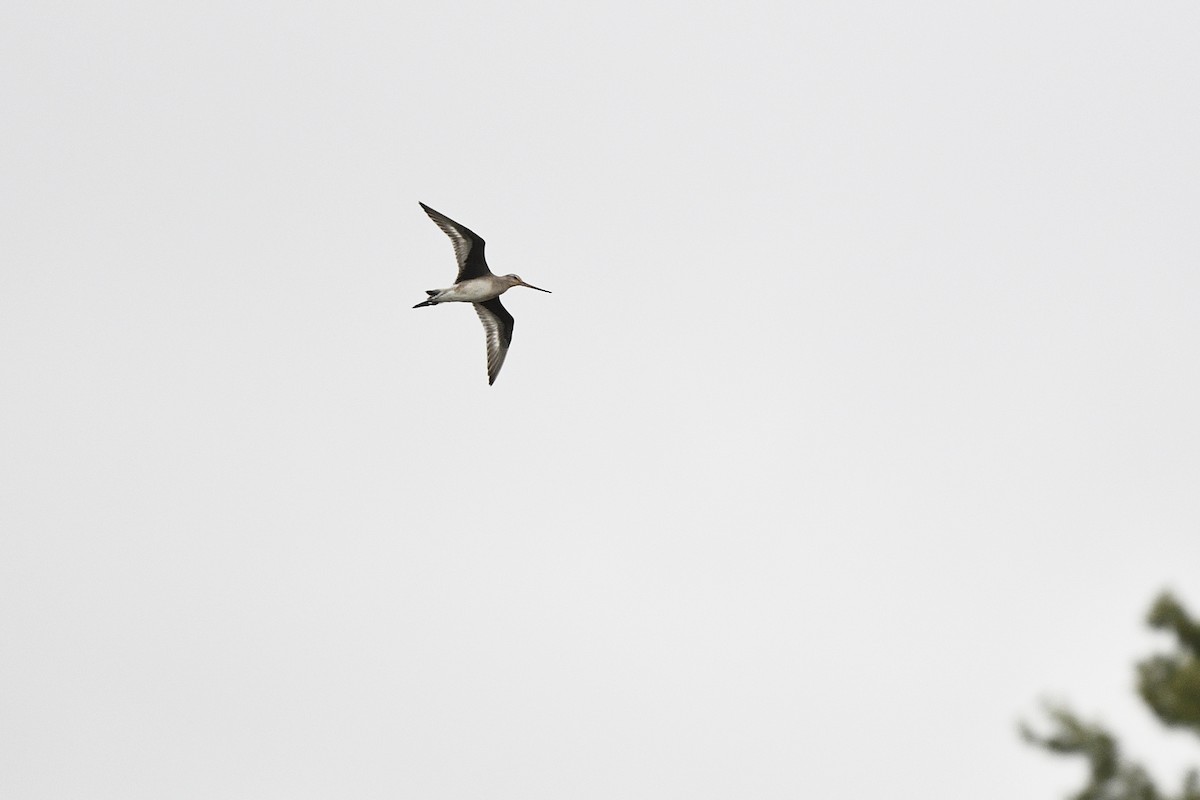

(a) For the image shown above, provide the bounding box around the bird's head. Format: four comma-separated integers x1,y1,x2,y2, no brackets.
505,274,551,293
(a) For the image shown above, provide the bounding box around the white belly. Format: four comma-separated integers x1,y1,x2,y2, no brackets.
437,277,506,303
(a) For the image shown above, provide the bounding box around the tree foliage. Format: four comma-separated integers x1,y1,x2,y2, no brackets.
1023,591,1200,800
1140,594,1200,738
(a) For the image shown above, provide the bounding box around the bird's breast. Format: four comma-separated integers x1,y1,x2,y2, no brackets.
441,277,505,303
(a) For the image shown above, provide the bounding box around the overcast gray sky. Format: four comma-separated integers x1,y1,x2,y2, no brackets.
3,1,1199,798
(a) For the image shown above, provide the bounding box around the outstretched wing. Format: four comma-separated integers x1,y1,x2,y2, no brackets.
420,203,492,281
473,298,515,385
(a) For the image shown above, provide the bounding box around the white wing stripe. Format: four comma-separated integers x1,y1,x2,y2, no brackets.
428,216,473,270
473,304,509,384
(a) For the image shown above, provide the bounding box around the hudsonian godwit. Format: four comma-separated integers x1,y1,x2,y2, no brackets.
413,203,550,385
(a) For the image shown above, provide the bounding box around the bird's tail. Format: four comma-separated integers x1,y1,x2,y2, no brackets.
413,290,441,309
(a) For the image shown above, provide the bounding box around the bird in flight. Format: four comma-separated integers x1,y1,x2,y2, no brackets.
413,203,551,385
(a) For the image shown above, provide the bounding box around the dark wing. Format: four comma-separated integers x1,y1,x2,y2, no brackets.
473,298,514,385
420,203,492,281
